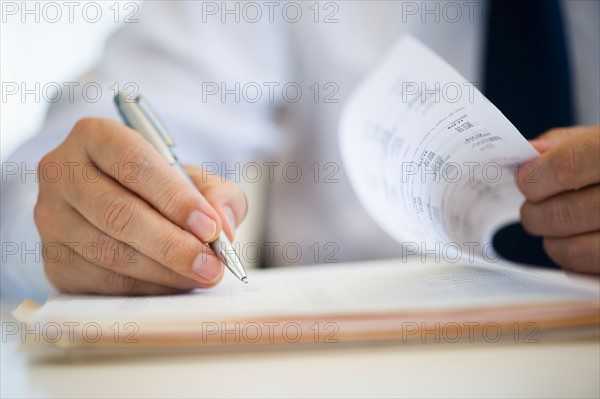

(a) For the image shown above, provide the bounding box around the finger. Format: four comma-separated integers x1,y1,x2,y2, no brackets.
529,140,554,155
61,164,224,286
517,130,600,202
44,246,182,295
56,204,207,290
543,233,600,275
530,126,593,154
70,118,221,242
520,185,600,237
186,168,248,241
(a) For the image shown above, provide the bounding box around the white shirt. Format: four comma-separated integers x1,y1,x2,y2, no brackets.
2,1,599,300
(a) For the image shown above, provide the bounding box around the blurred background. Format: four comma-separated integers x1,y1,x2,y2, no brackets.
1,1,141,160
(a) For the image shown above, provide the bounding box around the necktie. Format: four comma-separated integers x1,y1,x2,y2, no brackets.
484,0,574,268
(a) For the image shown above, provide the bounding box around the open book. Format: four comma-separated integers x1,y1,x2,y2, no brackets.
12,37,599,353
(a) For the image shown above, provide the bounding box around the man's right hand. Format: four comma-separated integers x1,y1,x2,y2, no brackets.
34,118,247,295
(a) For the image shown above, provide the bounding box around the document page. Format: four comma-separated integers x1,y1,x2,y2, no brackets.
30,260,597,326
339,36,539,261
15,260,597,349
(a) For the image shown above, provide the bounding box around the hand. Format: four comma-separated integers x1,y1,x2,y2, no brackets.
517,125,600,274
34,118,247,295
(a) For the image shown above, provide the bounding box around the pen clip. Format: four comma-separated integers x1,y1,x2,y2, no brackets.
136,95,176,147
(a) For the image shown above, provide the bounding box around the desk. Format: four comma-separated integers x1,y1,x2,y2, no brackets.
1,299,599,398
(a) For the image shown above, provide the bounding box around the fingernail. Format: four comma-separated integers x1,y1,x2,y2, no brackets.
529,139,552,154
191,253,223,282
224,206,236,234
188,211,217,242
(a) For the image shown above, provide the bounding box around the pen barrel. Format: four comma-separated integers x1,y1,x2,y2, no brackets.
114,92,177,164
209,232,247,281
114,91,248,283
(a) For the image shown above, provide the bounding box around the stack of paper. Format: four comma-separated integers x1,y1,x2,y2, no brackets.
13,260,599,351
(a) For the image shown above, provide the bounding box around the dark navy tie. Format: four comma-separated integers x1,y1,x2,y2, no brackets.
484,0,574,268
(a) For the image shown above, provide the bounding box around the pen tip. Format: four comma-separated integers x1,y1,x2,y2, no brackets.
242,277,248,284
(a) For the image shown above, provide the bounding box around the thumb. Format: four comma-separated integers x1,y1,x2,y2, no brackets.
529,126,590,154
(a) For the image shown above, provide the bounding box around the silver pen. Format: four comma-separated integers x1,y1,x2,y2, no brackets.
114,91,248,284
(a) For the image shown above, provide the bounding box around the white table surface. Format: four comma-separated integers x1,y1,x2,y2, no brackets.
2,296,599,399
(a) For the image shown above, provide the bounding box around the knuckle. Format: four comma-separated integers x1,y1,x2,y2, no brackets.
117,146,151,182
37,151,63,186
33,201,50,232
110,273,139,295
160,183,199,222
38,153,53,175
552,146,579,189
98,193,138,236
72,117,102,138
94,234,123,266
545,199,574,233
33,203,61,241
158,229,190,268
